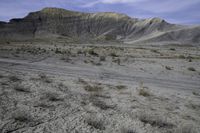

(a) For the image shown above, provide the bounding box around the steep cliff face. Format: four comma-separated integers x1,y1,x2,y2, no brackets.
0,7,199,44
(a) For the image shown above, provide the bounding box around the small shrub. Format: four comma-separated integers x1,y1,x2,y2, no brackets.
188,67,196,71
55,48,62,54
113,58,121,65
175,124,198,133
169,48,176,51
9,75,21,82
138,113,174,128
121,127,137,133
138,88,150,97
99,56,106,61
86,117,105,130
78,78,88,85
165,66,173,70
77,49,83,54
88,49,98,56
38,73,52,83
137,82,151,97
192,91,200,96
150,49,159,53
116,85,127,90
84,85,103,92
109,52,118,57
178,55,186,59
43,91,64,102
14,85,31,93
60,56,71,62
0,74,4,78
105,34,116,40
12,109,33,122
90,97,115,110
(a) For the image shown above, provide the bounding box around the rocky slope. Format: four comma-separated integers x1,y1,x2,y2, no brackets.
0,7,199,45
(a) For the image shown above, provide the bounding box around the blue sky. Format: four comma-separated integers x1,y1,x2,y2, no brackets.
0,0,200,24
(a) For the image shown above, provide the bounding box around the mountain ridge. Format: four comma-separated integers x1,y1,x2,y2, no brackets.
0,7,199,45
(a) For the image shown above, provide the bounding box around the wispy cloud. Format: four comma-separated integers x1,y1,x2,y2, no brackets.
82,0,145,7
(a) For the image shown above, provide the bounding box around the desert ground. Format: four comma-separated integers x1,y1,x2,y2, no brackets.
0,41,200,133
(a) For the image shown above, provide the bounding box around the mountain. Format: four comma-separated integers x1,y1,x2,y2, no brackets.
0,7,200,45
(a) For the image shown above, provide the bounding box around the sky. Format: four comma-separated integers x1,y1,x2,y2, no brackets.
0,0,200,24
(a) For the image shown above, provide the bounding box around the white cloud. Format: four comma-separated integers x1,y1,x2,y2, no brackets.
101,0,134,4
82,0,145,7
139,0,200,13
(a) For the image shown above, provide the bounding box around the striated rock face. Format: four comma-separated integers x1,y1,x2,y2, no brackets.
0,7,200,44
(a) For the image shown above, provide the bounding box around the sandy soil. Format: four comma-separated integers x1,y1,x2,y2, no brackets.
0,42,200,133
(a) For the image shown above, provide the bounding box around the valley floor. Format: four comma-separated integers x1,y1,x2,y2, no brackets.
0,42,200,133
